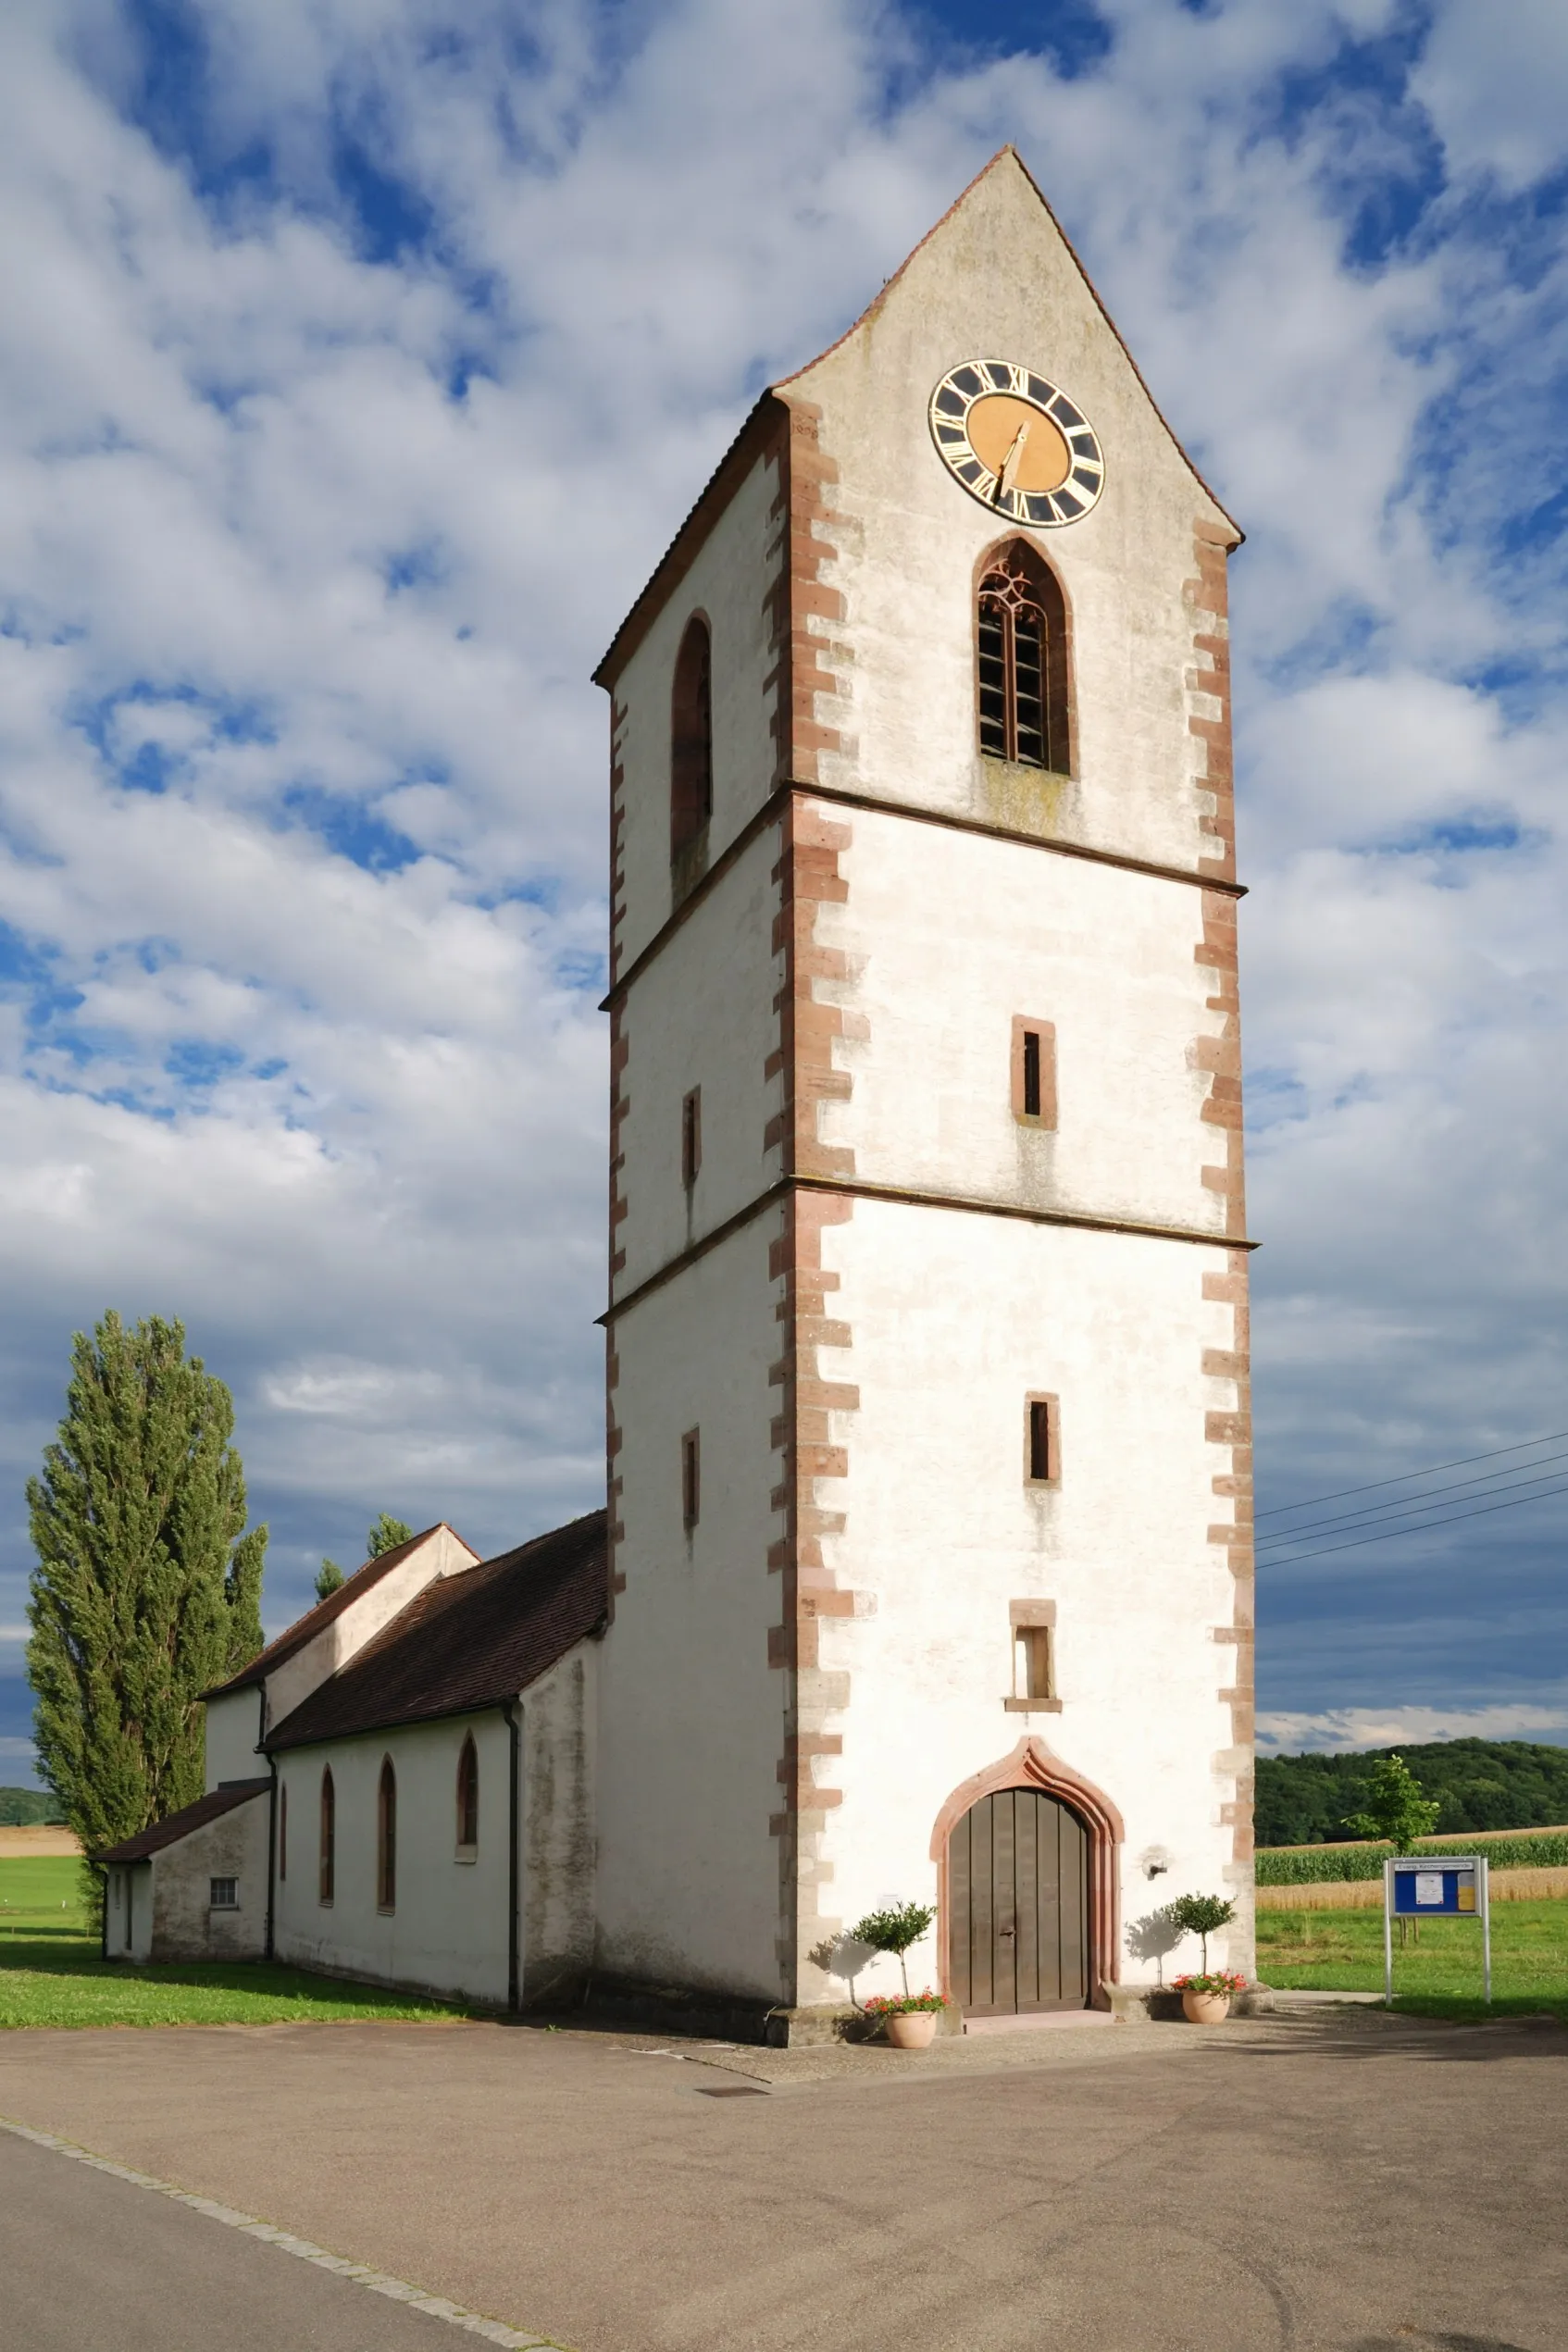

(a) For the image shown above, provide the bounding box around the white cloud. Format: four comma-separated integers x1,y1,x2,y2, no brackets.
1258,1704,1568,1756
1413,0,1568,192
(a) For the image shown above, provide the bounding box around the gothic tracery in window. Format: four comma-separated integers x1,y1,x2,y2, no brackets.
977,542,1071,774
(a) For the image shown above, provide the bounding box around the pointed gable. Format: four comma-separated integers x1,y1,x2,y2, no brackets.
204,1523,481,1774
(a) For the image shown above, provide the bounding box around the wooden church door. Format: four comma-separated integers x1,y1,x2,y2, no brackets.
948,1788,1089,2015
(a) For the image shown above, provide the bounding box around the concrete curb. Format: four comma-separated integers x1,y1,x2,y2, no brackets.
0,2113,570,2349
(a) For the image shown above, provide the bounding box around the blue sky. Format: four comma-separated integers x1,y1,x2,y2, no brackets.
2,0,1566,1774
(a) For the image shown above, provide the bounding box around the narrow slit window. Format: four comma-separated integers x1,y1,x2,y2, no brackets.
681,1427,701,1532
456,1735,479,1855
1012,1019,1057,1128
318,1767,335,1906
1026,1395,1060,1485
378,1757,397,1913
279,1782,288,1882
977,541,1071,773
670,615,714,881
681,1087,702,1192
1013,1624,1055,1705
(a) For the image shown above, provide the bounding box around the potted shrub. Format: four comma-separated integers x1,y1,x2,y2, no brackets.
1172,1969,1249,2024
851,1900,947,2047
863,1990,947,2048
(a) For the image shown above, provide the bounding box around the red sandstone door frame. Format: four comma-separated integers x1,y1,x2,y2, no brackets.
930,1736,1125,2011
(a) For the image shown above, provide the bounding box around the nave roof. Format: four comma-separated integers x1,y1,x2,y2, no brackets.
264,1509,609,1752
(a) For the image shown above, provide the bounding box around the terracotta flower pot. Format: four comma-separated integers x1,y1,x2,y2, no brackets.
1181,1989,1231,2025
884,2010,940,2048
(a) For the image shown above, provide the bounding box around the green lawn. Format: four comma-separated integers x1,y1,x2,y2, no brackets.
1257,1897,1568,2022
0,1856,481,2029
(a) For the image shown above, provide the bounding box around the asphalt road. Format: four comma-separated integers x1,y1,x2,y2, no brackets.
1,2009,1563,2351
0,2123,512,2350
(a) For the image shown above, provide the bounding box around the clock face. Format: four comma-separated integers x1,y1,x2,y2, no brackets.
928,360,1105,527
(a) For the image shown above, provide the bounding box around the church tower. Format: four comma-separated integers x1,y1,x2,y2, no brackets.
592,149,1253,2024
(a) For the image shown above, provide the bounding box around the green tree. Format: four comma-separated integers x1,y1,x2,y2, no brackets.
1343,1753,1440,1853
26,1313,267,1868
366,1513,415,1559
315,1558,345,1600
850,1900,937,1997
1168,1892,1236,1972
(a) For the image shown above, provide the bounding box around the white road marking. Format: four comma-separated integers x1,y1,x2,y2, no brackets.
0,2113,569,2349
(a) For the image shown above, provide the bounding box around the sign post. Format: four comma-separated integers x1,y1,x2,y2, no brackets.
1382,1854,1490,2008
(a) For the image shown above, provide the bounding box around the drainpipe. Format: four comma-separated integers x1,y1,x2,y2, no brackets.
502,1699,521,2012
265,1755,279,1963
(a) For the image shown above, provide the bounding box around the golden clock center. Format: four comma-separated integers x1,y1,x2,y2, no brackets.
964,393,1072,492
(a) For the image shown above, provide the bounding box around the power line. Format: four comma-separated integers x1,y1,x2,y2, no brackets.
1256,1428,1568,1522
1255,1451,1568,1549
1258,1474,1568,1568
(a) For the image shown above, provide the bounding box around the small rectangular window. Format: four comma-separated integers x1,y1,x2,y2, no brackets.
209,1877,238,1910
1026,1394,1060,1485
681,1087,702,1191
1013,1624,1055,1705
1012,1017,1057,1128
681,1427,701,1531
1006,1600,1059,1713
279,1782,287,1882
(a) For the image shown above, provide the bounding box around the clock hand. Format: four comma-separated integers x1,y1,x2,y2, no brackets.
994,420,1030,503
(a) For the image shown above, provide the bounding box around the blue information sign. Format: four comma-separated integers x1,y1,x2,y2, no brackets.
1392,1865,1476,1916
1383,1855,1490,2004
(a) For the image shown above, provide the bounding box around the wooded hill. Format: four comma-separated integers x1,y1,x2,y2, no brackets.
1257,1739,1568,1848
0,1786,65,1827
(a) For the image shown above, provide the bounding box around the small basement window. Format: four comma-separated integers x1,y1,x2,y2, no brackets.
209,1877,239,1910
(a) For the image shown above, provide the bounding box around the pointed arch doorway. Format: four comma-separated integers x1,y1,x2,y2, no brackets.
932,1738,1124,2016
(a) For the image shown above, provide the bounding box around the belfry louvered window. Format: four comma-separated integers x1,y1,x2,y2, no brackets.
977,541,1071,773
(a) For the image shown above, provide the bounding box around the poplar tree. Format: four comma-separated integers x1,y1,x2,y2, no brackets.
317,1516,411,1602
26,1313,268,1857
367,1513,414,1558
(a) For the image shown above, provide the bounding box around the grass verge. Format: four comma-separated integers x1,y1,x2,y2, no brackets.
0,1856,480,2029
1258,1896,1568,2022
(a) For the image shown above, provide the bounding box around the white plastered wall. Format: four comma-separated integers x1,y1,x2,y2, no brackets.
801,1198,1249,2003
815,804,1227,1233
519,1645,599,2003
597,1217,787,1999
787,151,1234,878
273,1712,512,2005
614,818,784,1291
204,1688,265,1789
105,1862,152,1960
145,1794,270,1963
612,444,783,974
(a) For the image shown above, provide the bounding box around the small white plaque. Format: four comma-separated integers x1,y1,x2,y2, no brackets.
1414,1872,1444,1907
